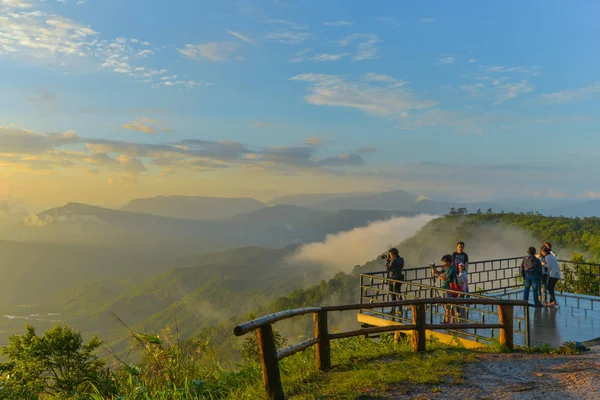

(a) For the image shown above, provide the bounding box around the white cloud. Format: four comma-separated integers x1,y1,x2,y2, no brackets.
323,21,354,27
0,8,207,89
177,42,238,61
227,30,256,44
339,33,379,61
460,66,538,104
290,73,437,118
362,73,407,87
439,56,455,65
264,19,308,30
162,80,212,89
121,117,171,134
0,0,34,9
420,17,436,23
0,11,97,57
538,82,600,104
396,109,485,134
137,49,154,58
291,48,348,63
264,31,313,45
468,58,476,63
493,80,534,105
487,65,540,77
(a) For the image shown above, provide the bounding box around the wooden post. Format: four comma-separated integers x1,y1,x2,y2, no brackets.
411,304,426,352
314,310,331,371
498,305,514,350
360,324,369,340
256,324,284,400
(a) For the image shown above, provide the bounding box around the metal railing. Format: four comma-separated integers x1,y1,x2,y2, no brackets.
362,257,524,295
359,274,530,347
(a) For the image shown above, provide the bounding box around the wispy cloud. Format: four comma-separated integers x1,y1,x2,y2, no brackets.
0,0,35,9
438,56,455,65
227,30,256,44
339,33,380,61
420,17,436,23
177,42,239,61
291,48,348,63
264,31,313,45
0,7,208,89
493,80,534,105
289,73,436,119
121,117,171,134
486,65,540,77
264,18,308,30
460,65,539,104
538,82,600,104
305,137,324,145
323,21,354,27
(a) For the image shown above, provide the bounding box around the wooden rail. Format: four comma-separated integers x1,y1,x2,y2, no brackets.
233,298,528,400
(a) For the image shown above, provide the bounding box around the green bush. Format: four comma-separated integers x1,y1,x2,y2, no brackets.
0,324,110,399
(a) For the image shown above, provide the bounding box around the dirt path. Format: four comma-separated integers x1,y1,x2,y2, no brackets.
393,345,600,400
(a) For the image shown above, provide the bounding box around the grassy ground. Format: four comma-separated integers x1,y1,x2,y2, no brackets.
230,335,482,399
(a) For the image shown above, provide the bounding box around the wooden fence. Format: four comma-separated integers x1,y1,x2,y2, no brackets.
233,298,528,400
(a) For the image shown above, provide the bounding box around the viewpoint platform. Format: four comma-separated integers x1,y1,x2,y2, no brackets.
358,257,600,348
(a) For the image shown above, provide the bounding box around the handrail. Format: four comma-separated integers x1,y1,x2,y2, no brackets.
361,256,525,276
233,298,526,400
234,307,320,336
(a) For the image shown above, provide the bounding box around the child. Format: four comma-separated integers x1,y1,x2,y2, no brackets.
457,263,469,295
456,263,469,320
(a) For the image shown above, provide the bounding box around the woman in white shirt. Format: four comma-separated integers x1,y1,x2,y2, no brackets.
541,246,561,305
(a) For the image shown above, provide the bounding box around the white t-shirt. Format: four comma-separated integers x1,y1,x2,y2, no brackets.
544,253,561,279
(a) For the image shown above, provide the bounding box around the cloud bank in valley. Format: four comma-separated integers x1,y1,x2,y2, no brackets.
290,214,439,272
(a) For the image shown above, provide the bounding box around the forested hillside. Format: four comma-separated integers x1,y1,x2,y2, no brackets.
193,214,600,359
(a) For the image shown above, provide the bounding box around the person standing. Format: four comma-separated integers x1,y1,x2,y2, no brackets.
544,241,558,258
386,248,405,314
541,246,561,305
431,255,457,323
452,242,469,270
456,263,469,320
537,246,549,304
521,246,543,307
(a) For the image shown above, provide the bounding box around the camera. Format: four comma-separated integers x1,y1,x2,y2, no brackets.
380,253,390,261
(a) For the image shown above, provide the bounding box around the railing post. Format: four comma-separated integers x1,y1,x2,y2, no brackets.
497,305,514,350
524,304,531,348
314,310,331,371
411,303,426,352
256,324,284,400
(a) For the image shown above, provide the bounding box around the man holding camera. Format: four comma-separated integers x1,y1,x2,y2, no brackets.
385,248,405,314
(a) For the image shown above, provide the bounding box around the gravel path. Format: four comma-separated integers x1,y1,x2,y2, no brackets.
392,345,600,400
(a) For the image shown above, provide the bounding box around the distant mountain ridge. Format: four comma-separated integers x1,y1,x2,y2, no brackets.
121,195,265,220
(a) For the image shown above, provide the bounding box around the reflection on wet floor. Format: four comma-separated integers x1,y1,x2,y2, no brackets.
499,291,600,347
363,290,600,348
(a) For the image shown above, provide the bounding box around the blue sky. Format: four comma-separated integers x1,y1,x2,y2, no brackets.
1,0,599,209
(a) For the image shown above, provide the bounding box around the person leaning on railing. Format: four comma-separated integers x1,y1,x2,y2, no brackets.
521,247,544,307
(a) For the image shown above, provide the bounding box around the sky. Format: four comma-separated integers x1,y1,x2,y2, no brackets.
1,0,600,212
